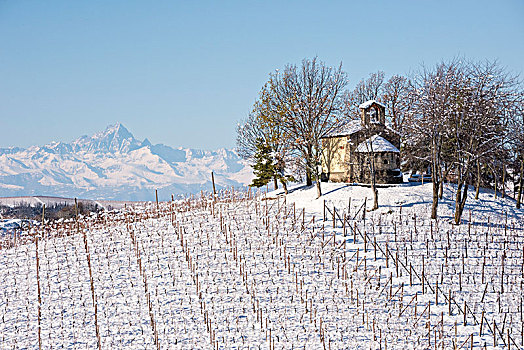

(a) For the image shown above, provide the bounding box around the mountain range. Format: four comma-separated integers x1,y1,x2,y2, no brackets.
0,123,252,200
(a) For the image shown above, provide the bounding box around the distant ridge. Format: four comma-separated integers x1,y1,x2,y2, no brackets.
0,124,252,201
0,195,140,210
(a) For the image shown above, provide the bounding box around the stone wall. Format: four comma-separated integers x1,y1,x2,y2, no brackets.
349,152,402,184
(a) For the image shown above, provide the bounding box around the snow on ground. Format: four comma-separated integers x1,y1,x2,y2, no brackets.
276,181,523,223
0,183,522,349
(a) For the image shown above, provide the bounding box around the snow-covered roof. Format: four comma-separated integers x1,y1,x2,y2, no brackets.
355,135,400,153
359,100,385,109
322,120,363,138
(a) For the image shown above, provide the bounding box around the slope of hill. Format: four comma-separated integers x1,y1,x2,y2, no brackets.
281,181,523,223
0,183,522,348
0,123,252,200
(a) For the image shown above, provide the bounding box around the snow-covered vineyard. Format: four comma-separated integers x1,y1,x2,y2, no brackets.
0,183,523,349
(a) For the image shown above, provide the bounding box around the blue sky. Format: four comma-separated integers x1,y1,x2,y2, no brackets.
1,0,523,150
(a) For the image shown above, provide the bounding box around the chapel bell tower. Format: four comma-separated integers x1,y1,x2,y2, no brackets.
359,100,386,126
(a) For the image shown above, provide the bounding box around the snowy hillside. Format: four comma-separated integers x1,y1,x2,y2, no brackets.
0,123,252,200
281,181,523,223
0,183,522,349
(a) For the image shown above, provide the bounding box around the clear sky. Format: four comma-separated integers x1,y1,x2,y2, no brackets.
1,0,523,150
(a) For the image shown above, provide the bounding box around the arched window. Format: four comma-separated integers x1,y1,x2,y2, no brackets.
367,107,378,123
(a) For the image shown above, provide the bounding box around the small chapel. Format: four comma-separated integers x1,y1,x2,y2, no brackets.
320,100,402,184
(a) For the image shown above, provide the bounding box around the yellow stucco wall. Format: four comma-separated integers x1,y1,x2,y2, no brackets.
321,137,347,174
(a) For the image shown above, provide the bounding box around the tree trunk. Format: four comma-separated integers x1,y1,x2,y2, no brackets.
305,166,312,186
305,147,313,186
438,164,444,200
314,159,322,198
431,179,439,220
454,181,463,225
454,177,469,225
492,165,498,199
280,179,289,195
460,177,469,210
517,158,523,209
431,144,439,218
273,176,278,190
316,178,322,199
502,164,506,198
431,158,439,219
439,165,451,200
475,159,480,200
372,186,378,210
371,158,378,210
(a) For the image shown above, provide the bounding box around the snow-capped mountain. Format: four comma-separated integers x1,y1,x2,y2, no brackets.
0,123,252,200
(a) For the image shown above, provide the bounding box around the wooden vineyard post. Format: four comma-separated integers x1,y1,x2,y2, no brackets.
82,227,102,350
428,313,431,348
385,242,389,268
494,320,497,346
332,206,335,229
463,300,467,326
480,311,484,336
74,198,79,234
395,251,398,277
435,280,438,306
422,256,425,294
293,203,296,225
171,194,174,225
155,189,159,216
35,235,41,350
501,254,505,294
449,290,452,316
482,257,485,284
211,172,217,202
41,204,45,234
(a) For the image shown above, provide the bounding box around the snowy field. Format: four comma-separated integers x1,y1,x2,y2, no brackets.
0,183,522,349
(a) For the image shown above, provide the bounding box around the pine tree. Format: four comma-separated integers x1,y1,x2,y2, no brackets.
250,138,275,188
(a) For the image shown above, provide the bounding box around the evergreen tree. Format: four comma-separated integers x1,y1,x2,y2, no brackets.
250,138,275,188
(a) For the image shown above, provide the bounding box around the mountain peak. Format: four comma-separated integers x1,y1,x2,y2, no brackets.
95,122,133,140
72,123,141,153
141,138,152,147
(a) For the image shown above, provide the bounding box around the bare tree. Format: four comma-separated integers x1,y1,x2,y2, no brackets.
407,60,463,220
450,60,520,224
382,74,412,134
507,93,524,208
270,57,348,198
236,113,265,160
